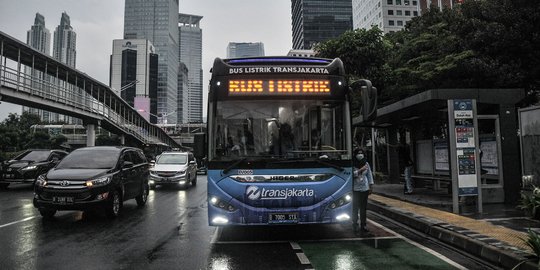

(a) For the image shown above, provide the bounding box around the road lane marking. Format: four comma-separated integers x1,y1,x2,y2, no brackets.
210,227,222,244
290,241,301,250
0,216,36,229
213,240,289,244
369,218,467,270
296,252,311,265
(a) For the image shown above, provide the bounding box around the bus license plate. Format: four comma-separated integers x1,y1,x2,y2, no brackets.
53,196,74,204
269,213,298,224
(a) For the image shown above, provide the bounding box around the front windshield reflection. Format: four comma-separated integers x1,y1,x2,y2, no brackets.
212,100,347,161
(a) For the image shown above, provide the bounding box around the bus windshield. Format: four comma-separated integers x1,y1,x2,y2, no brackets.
212,99,347,161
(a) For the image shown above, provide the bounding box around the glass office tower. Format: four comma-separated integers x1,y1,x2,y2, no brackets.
291,0,353,50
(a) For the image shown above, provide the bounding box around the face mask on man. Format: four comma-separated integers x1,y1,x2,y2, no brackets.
356,154,364,161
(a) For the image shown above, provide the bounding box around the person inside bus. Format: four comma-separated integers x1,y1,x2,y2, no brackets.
311,129,321,150
352,148,374,235
279,123,296,156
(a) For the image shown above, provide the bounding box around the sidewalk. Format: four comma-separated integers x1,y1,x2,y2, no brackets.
369,184,540,270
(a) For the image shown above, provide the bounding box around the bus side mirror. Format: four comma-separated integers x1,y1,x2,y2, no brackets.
350,79,377,122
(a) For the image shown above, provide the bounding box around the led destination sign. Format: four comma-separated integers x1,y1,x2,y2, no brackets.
229,80,331,95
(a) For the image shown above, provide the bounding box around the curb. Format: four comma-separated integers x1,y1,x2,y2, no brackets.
368,199,538,270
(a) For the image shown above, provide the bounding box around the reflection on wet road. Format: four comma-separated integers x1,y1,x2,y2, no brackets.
0,177,492,270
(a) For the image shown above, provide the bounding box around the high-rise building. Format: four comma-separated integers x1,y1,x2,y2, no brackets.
53,12,76,68
353,0,459,34
25,12,78,123
353,0,420,33
110,39,159,123
124,0,179,124
51,12,78,124
287,49,315,58
178,13,203,123
177,62,188,123
226,42,265,58
291,0,353,50
24,13,51,119
27,13,50,55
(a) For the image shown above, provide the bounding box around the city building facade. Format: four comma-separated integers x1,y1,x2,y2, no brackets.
178,13,203,123
353,0,460,34
110,39,159,123
287,49,315,58
177,62,188,123
53,12,76,68
226,42,265,58
24,13,51,119
124,0,179,124
291,0,353,50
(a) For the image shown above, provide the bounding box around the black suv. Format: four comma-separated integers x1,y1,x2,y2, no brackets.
1,149,68,189
33,146,150,219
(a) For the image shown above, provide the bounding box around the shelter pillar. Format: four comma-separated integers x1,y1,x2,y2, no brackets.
499,104,520,203
86,124,95,147
387,127,400,184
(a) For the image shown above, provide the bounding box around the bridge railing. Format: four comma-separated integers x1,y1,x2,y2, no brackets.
1,64,166,146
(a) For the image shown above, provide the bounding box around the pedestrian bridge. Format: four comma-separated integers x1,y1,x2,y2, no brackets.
0,31,179,148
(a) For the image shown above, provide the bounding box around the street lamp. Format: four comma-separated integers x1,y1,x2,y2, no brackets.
137,109,177,124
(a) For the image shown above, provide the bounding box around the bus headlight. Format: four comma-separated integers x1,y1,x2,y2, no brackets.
329,193,352,209
212,216,229,225
336,213,350,221
209,196,236,212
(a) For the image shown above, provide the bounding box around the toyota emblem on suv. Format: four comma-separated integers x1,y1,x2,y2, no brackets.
60,180,70,187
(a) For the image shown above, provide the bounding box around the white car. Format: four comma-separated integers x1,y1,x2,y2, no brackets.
148,152,197,189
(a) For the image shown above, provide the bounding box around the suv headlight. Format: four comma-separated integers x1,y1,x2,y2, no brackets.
176,170,186,175
22,165,38,171
35,174,47,187
86,176,112,187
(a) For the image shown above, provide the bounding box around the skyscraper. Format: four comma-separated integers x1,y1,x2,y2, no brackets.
291,0,353,50
178,13,203,123
352,0,458,34
51,12,78,124
124,0,179,124
53,12,76,68
110,39,159,123
226,42,265,58
24,13,51,119
353,0,420,33
27,13,50,55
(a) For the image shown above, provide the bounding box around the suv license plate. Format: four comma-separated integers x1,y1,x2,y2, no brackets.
269,213,298,224
53,196,74,204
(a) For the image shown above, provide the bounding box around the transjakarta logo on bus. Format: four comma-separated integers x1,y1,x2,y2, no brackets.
246,186,314,200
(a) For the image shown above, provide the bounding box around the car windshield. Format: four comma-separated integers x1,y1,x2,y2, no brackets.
17,150,50,162
156,154,187,164
56,149,120,169
211,100,348,161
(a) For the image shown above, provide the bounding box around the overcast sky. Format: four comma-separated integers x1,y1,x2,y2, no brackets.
0,0,293,121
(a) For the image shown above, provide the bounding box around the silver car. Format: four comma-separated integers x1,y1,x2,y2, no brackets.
148,152,197,189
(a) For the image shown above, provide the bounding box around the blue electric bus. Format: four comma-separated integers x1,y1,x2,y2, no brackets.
207,57,376,226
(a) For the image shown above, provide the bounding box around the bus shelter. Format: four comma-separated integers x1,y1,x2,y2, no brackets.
354,88,525,205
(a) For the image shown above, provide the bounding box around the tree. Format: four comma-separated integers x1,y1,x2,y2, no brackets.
50,135,69,149
314,27,392,113
25,132,51,149
96,134,121,146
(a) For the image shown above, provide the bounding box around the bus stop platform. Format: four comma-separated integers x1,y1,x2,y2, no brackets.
368,184,539,269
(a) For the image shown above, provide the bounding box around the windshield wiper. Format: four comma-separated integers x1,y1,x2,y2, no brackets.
222,158,247,174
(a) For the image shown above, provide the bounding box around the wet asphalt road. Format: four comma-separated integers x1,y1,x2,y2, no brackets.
0,176,497,270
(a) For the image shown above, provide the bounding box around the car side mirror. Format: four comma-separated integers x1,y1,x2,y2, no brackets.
122,161,134,169
350,79,377,123
189,160,196,165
